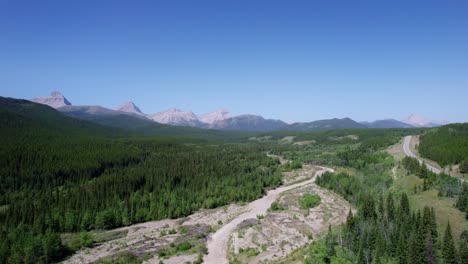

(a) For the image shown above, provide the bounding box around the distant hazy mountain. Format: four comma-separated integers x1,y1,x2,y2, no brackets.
116,101,145,116
199,109,230,124
33,92,454,132
149,108,205,127
402,114,448,127
209,114,288,131
286,118,366,131
32,91,72,108
361,119,414,128
58,105,148,120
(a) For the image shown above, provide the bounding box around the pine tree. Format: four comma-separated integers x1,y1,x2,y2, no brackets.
460,243,468,264
399,193,410,220
397,230,408,264
425,233,437,264
387,192,395,220
442,222,457,264
408,217,426,264
325,225,336,260
378,193,385,220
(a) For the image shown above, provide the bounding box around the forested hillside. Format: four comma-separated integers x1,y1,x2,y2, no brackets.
308,146,467,263
268,128,467,263
0,98,283,263
418,123,468,166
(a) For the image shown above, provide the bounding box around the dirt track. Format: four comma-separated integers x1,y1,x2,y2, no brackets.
203,166,334,264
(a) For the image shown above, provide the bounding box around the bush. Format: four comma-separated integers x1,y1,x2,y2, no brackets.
176,241,193,252
282,161,303,171
460,160,468,174
299,194,321,209
79,232,94,248
269,202,285,211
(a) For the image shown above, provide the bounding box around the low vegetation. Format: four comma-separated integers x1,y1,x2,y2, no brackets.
269,201,286,211
299,194,321,209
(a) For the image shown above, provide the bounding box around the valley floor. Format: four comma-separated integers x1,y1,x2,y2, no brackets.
63,164,354,264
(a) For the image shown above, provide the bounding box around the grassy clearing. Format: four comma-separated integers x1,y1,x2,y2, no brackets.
392,174,423,193
388,138,468,241
386,138,406,161
411,189,468,240
392,175,468,240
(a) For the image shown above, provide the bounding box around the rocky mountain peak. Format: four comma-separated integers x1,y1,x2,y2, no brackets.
117,101,144,116
199,109,230,124
32,91,72,108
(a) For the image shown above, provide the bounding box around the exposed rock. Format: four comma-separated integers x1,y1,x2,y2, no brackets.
32,91,72,108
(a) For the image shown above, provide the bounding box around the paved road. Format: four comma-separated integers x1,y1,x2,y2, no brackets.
203,166,334,264
403,135,441,174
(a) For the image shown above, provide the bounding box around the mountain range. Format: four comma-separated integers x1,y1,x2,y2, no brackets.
30,92,449,132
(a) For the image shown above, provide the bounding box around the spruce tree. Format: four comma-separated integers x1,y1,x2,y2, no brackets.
397,230,408,264
442,222,457,264
425,233,437,264
460,243,468,264
399,193,410,220
387,192,395,220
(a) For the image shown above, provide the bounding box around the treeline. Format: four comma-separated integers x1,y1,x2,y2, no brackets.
268,127,422,145
418,123,468,166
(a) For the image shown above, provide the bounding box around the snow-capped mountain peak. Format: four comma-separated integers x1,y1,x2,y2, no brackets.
116,101,144,116
149,108,203,127
32,91,72,108
199,109,230,124
402,114,448,127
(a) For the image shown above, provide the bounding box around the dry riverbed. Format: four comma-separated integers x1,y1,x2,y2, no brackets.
227,165,354,264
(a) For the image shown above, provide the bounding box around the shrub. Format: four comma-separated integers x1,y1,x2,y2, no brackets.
269,201,285,211
299,194,321,209
176,241,193,252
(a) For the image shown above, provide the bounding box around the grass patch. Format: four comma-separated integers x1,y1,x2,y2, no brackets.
392,174,423,193
392,173,468,241
299,194,321,209
410,189,468,241
158,241,194,258
239,247,260,257
96,252,142,264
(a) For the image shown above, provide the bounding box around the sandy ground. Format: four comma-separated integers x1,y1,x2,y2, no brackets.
63,204,247,264
293,140,315,146
282,166,318,186
203,166,345,264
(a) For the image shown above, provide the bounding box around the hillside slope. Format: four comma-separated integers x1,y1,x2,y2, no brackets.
418,123,468,166
286,117,366,131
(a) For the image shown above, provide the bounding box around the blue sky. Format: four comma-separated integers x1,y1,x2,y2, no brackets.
1,0,467,123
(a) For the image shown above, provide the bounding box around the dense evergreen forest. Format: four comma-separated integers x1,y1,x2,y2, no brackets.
418,123,468,166
0,98,284,263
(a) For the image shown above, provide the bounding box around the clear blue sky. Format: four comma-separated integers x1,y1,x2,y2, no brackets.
1,0,467,123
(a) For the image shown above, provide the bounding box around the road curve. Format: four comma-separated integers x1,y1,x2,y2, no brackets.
203,166,334,264
403,136,441,174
